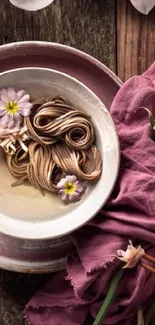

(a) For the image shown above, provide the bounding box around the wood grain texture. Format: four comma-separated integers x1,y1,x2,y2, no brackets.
0,0,116,72
0,271,51,325
0,1,116,324
117,0,155,81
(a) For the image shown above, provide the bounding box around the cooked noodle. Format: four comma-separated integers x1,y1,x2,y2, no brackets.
6,96,102,193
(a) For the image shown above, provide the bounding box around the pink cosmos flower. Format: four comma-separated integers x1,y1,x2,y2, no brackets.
0,87,33,132
117,240,145,269
57,175,84,201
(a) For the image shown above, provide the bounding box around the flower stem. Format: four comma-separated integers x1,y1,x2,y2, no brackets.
92,268,124,325
142,107,155,141
144,300,155,325
137,309,144,325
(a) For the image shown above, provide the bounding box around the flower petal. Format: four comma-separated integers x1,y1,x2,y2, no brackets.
7,116,15,129
69,192,80,201
13,112,22,128
123,246,145,269
66,175,77,182
117,240,145,269
61,193,68,201
18,102,33,116
0,128,10,138
117,249,125,257
58,189,65,194
18,94,30,103
16,90,26,101
0,100,6,110
0,114,10,128
0,107,6,117
7,87,17,101
57,178,67,189
7,112,22,130
0,89,9,104
76,183,84,193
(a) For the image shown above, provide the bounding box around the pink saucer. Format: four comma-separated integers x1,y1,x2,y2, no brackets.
0,42,122,273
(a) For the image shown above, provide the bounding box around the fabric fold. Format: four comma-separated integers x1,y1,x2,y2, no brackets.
25,62,155,325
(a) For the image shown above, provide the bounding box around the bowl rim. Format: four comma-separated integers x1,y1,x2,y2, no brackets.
0,41,123,88
0,66,120,240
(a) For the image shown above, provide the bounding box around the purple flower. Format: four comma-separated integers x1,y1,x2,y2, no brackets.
0,87,33,131
57,175,84,202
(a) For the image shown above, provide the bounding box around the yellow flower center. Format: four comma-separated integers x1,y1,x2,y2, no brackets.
64,182,76,194
6,100,19,115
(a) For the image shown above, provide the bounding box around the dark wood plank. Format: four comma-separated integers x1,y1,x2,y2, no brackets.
0,1,116,325
32,0,116,71
117,0,155,81
0,0,116,72
0,271,51,325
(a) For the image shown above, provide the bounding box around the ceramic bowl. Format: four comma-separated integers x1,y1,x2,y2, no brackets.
0,67,119,240
9,0,54,11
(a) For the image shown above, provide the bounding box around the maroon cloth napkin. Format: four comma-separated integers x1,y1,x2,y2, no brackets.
25,63,155,325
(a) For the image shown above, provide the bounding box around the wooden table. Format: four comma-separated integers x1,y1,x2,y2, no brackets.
0,0,155,324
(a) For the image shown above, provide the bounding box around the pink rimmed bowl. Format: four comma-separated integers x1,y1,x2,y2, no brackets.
0,67,119,240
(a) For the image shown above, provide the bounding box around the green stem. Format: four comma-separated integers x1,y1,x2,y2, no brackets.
92,268,124,325
144,300,155,325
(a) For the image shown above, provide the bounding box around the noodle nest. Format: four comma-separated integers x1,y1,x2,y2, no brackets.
6,96,102,194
